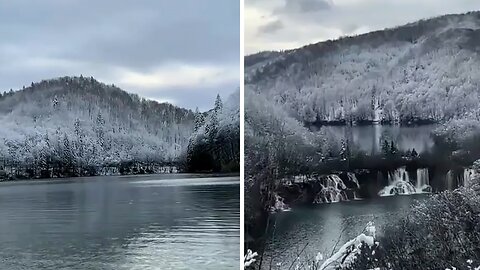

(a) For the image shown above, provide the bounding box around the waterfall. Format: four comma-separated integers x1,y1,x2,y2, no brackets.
388,167,409,183
416,168,430,192
379,167,431,196
443,169,477,190
347,172,360,188
315,175,348,203
463,168,476,188
372,96,382,123
378,180,416,196
446,170,455,190
270,194,291,212
347,172,361,200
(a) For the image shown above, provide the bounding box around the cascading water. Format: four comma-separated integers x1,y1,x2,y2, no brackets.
446,170,455,190
443,168,477,190
378,167,431,196
347,172,360,188
270,193,291,212
314,174,348,203
416,168,430,192
463,168,476,188
347,172,361,200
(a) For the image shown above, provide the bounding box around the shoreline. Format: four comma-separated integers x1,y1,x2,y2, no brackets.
305,119,439,128
0,171,241,184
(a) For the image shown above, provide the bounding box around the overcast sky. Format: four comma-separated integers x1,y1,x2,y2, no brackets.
246,0,479,55
0,0,239,111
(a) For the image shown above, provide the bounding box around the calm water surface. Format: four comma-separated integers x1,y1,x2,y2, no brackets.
0,174,239,270
318,124,438,154
262,195,428,270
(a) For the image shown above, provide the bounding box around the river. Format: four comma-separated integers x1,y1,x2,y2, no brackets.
0,174,239,270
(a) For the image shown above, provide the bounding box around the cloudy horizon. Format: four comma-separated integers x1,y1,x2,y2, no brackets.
0,0,239,111
246,0,479,55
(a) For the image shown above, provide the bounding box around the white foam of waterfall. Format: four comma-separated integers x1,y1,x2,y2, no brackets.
379,167,431,196
378,180,416,196
315,175,348,203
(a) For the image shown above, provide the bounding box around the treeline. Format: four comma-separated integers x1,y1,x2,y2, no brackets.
0,125,180,180
186,92,240,173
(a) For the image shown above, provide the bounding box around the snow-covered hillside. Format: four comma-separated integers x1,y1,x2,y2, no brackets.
0,76,195,178
246,11,480,124
0,76,240,178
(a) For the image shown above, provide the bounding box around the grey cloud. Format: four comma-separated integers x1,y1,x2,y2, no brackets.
258,19,284,34
142,82,238,112
246,0,480,54
276,0,331,14
0,0,239,70
341,24,361,35
0,0,239,109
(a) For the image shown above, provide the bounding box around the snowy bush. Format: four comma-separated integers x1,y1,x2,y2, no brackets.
370,188,480,269
434,119,480,146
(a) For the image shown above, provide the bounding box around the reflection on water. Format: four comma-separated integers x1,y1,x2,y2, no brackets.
0,174,239,270
261,195,428,270
318,125,438,154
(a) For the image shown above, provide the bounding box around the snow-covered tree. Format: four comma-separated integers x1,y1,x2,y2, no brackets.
186,90,239,172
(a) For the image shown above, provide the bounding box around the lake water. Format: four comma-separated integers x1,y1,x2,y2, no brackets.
259,124,465,269
316,124,438,154
261,195,428,270
0,174,239,270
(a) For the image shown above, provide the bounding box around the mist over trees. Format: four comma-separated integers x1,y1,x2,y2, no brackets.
0,76,239,179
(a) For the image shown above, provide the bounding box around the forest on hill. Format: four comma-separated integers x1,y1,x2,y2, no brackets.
245,11,480,186
0,76,239,179
246,11,480,126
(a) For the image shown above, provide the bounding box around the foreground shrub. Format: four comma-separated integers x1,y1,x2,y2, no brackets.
343,188,480,270
376,189,480,269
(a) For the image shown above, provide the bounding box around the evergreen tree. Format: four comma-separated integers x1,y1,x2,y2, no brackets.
214,94,223,114
390,141,397,155
382,140,390,156
194,107,204,132
95,112,105,149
